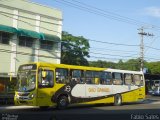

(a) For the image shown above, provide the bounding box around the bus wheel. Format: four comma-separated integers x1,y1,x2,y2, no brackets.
57,96,68,110
114,94,122,106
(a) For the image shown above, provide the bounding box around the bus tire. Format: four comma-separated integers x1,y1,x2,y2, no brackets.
114,94,122,106
57,96,69,110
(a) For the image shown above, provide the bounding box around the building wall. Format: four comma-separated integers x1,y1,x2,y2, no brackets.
0,7,13,26
0,44,11,73
0,0,62,76
18,12,36,31
0,0,62,37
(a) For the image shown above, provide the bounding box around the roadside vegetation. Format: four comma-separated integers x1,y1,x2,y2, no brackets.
61,31,160,74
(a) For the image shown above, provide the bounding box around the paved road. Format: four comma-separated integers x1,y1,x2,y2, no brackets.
0,95,160,120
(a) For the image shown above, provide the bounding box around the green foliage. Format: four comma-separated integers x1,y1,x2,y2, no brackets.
89,59,160,74
119,58,141,71
61,31,160,74
89,59,141,71
145,62,160,74
61,31,90,65
89,60,116,68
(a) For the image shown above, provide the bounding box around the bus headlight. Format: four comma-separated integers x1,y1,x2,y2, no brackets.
29,93,36,99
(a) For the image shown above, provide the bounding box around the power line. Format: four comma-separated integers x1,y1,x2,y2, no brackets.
54,0,142,26
89,56,138,61
1,11,141,62
1,12,140,48
0,47,60,59
144,36,160,54
90,54,160,62
1,9,160,62
144,57,160,61
62,38,139,48
71,0,151,27
0,12,61,34
62,41,139,58
90,48,139,56
90,47,138,53
145,46,160,51
89,51,138,58
88,39,139,47
54,0,160,29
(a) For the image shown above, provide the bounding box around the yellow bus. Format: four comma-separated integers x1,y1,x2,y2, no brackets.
103,68,145,105
14,62,145,109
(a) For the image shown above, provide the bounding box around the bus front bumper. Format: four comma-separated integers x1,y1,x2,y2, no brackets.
14,97,36,106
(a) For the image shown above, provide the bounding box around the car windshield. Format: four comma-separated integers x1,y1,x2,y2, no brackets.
17,70,36,92
154,87,160,92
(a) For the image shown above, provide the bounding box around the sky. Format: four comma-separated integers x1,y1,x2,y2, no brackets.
31,0,160,62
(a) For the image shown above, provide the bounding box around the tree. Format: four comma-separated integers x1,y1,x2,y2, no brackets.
61,31,90,65
145,62,160,74
89,59,141,71
124,58,141,71
116,59,124,69
89,60,116,68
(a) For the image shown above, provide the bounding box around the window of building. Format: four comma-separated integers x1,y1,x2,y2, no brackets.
124,73,132,85
113,72,123,85
19,36,34,48
40,40,54,50
0,32,10,45
70,69,85,84
38,69,54,88
56,68,68,84
101,72,112,85
133,74,143,86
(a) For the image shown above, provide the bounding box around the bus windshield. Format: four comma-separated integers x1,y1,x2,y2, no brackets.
17,70,36,92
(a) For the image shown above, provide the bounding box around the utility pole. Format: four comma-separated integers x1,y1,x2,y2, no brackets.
138,27,154,71
138,27,144,72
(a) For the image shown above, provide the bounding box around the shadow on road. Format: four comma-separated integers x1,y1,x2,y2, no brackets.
0,107,160,120
0,102,160,120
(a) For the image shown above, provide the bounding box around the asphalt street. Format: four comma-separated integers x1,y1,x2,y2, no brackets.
0,95,160,120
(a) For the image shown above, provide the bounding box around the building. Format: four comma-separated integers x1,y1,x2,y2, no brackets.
0,0,62,104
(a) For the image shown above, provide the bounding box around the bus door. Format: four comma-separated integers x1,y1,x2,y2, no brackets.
133,74,145,100
37,68,55,106
123,73,135,102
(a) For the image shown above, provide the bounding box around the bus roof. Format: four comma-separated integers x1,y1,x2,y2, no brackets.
105,68,143,74
22,62,106,71
19,62,143,74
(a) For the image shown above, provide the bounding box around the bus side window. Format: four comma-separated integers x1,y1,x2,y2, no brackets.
94,71,100,84
113,72,123,85
56,68,68,84
85,71,92,84
85,71,100,84
38,69,54,88
124,73,132,85
86,71,97,84
70,70,84,84
101,72,112,85
133,74,143,86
